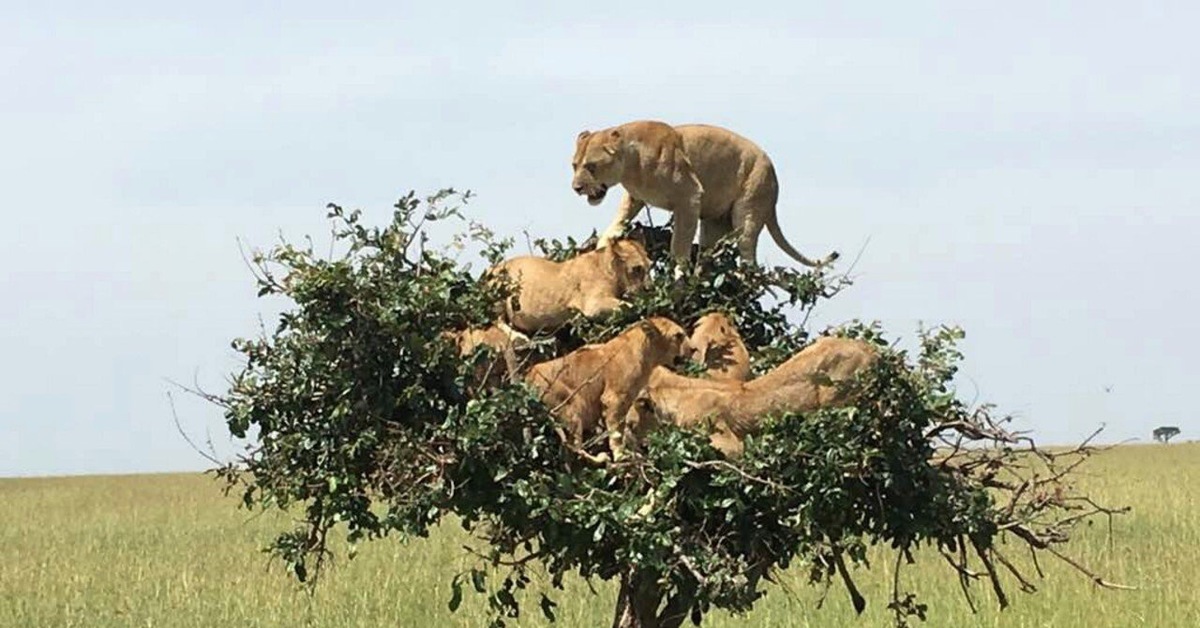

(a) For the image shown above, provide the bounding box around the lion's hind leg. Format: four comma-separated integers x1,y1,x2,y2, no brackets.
730,202,766,265
698,215,734,251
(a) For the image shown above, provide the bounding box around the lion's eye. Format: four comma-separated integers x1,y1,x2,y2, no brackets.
584,163,596,173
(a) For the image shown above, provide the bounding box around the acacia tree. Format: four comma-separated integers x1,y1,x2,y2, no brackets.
212,190,1127,628
1152,426,1180,443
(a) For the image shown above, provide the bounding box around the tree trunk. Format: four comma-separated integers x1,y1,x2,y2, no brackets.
611,568,697,628
612,569,662,628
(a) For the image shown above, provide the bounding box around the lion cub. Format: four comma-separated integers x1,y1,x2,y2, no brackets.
486,238,651,334
631,336,877,457
571,120,838,272
525,316,694,463
689,312,751,381
443,324,530,389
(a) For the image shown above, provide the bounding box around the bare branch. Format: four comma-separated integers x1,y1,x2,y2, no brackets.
1043,545,1137,591
682,460,793,493
972,539,1009,610
166,391,222,465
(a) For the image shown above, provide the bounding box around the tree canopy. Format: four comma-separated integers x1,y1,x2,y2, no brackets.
210,190,1126,627
1153,426,1181,443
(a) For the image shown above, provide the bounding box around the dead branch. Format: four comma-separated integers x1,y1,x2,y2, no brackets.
991,548,1037,594
1043,545,1137,591
971,539,1009,610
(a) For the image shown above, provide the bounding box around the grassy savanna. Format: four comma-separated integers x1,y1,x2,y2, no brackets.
3,443,1197,628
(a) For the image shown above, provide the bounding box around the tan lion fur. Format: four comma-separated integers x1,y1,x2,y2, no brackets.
524,317,694,463
442,324,529,388
690,312,751,381
630,336,877,457
486,238,651,334
570,120,838,269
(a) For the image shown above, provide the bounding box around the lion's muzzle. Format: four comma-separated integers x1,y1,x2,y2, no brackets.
573,182,608,205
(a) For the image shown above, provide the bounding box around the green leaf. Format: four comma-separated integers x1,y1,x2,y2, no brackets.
448,575,464,612
539,593,558,622
471,568,487,593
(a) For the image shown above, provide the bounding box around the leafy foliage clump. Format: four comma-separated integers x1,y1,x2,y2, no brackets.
213,191,1125,628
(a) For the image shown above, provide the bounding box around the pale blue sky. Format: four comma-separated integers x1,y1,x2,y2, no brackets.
3,2,1197,476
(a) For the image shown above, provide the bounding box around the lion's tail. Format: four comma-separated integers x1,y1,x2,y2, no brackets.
766,211,839,268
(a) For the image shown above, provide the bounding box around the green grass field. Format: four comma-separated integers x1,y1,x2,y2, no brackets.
3,443,1198,627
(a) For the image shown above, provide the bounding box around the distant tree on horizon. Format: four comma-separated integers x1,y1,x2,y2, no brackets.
1153,426,1181,443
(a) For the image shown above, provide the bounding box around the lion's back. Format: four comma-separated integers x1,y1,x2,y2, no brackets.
674,124,777,208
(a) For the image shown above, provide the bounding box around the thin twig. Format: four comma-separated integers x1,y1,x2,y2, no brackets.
1043,545,1137,591
462,544,545,568
166,391,222,465
682,460,793,493
941,545,978,613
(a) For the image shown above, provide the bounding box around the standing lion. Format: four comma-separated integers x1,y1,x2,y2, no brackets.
570,120,838,272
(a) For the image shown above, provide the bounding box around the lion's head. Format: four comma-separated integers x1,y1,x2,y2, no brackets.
602,238,652,293
689,312,750,381
640,316,697,366
571,128,625,205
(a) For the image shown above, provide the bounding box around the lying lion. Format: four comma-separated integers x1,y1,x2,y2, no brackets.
486,238,651,334
525,316,694,463
630,336,877,457
571,120,838,271
690,312,751,381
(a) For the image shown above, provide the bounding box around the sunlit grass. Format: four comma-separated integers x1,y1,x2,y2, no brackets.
2,443,1198,627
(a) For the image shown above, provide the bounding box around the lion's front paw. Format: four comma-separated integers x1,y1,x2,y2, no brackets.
596,226,628,249
580,451,611,466
607,432,629,462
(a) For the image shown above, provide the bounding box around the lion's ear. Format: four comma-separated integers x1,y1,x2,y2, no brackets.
625,224,647,247
602,128,622,155
609,244,639,277
605,243,623,271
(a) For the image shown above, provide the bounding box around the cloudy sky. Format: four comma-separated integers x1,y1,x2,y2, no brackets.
3,2,1197,476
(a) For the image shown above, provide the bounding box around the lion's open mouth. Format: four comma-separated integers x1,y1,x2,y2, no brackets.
586,185,608,205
